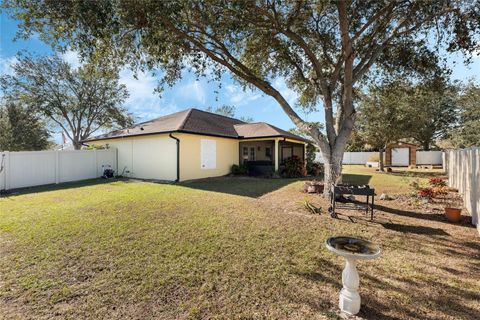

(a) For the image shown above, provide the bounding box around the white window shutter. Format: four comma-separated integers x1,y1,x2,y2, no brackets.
201,139,216,169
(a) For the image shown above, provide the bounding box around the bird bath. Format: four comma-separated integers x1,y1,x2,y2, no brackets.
325,236,381,315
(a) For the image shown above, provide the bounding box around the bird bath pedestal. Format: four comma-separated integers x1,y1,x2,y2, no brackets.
325,236,381,315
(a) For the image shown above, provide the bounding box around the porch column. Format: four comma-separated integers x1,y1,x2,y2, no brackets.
304,142,307,167
274,138,280,172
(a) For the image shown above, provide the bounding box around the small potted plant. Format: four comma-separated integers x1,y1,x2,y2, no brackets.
444,198,462,223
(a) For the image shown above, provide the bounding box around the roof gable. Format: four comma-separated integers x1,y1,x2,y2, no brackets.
181,109,244,137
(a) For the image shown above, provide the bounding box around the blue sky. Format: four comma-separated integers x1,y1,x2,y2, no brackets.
1,11,479,143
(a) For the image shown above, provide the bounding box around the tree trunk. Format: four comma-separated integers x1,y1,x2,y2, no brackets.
379,149,384,171
321,147,344,198
73,140,82,150
423,141,430,151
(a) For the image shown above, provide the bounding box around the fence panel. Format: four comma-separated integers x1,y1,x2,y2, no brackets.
58,150,97,183
9,151,57,189
0,149,117,191
416,151,443,165
446,148,479,231
0,153,6,190
315,150,443,165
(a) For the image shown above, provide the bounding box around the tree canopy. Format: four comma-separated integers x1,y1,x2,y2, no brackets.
0,101,52,151
356,77,458,154
405,78,457,150
449,81,480,148
0,54,133,149
205,105,236,118
4,0,479,191
205,105,254,122
356,80,413,169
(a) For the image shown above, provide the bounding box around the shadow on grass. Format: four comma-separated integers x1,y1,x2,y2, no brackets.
374,203,475,228
381,222,450,235
384,170,446,179
342,173,372,185
179,176,315,198
0,178,131,198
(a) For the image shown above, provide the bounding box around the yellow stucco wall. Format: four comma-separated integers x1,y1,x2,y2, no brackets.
175,133,239,181
89,132,239,181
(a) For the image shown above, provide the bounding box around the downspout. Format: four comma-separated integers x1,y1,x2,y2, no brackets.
169,133,180,182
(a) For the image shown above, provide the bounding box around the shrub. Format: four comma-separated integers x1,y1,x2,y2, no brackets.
409,179,420,191
309,162,324,176
417,187,434,199
231,163,248,175
429,177,447,187
281,156,306,178
432,186,449,196
368,154,380,162
85,144,107,150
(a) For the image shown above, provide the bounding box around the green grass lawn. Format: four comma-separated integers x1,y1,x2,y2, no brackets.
0,166,478,319
342,165,443,194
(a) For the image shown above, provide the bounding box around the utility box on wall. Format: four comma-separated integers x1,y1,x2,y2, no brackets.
385,142,417,167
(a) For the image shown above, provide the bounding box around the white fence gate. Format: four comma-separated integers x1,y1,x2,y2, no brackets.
0,149,117,191
445,148,480,232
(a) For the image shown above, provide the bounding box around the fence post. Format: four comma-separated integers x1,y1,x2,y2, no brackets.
471,148,478,226
5,151,11,190
55,150,60,184
94,149,98,177
114,148,118,174
442,151,446,172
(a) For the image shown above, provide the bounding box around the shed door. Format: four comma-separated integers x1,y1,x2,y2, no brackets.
392,148,409,166
201,139,216,169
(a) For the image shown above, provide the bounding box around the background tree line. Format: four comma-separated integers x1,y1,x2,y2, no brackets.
348,78,480,155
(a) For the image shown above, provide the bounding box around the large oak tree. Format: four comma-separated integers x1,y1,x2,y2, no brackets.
4,0,479,193
1,55,133,149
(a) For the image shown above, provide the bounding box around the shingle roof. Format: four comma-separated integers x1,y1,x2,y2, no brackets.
234,122,309,141
84,108,308,142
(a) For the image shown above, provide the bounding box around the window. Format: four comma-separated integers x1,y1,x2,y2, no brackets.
265,147,271,158
243,147,248,156
250,147,255,161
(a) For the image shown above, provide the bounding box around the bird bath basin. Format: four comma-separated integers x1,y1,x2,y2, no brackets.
326,236,381,315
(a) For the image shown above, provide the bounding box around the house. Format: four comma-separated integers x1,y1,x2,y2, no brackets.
84,108,308,181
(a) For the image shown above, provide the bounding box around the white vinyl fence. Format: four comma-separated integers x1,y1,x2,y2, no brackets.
315,151,377,164
416,151,443,165
445,148,479,231
0,149,117,191
315,150,443,165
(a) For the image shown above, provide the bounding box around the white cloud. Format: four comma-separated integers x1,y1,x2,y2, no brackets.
178,80,206,105
224,84,261,105
118,69,180,122
0,55,18,76
61,50,82,69
273,78,298,106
